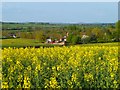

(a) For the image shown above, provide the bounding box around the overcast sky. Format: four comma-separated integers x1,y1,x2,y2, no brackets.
2,2,118,23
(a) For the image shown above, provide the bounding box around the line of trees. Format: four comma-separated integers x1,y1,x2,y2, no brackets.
66,21,119,44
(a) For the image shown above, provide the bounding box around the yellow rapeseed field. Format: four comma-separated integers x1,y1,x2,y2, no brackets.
1,45,119,88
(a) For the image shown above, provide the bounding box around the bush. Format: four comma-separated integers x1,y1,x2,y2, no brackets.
67,34,81,45
67,34,73,43
71,36,81,44
90,34,97,43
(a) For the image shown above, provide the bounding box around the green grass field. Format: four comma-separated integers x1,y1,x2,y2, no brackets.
79,42,119,46
0,38,119,48
1,38,60,48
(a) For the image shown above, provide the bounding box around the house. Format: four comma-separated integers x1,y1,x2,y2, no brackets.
9,34,16,38
46,38,52,43
13,35,16,38
63,36,67,42
46,37,52,43
59,36,67,42
46,33,68,45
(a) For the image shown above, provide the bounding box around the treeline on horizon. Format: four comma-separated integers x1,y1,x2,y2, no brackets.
1,20,120,44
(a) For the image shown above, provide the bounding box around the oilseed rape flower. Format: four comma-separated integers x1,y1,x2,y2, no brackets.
1,45,119,88
49,77,58,88
84,73,94,82
2,82,8,88
71,73,77,82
